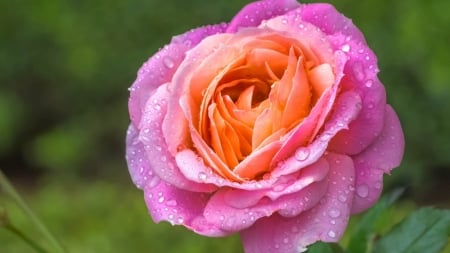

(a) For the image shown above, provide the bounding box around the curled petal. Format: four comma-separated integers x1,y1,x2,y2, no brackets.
126,125,160,189
241,153,355,253
142,182,230,237
227,0,300,32
272,90,362,177
351,105,405,213
138,84,216,192
129,24,228,127
204,159,329,232
327,33,387,155
299,3,365,43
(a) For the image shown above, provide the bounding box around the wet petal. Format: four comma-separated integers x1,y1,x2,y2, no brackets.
351,105,405,213
299,4,365,43
272,51,348,167
227,0,300,32
143,182,230,237
327,34,387,155
241,153,355,253
271,90,362,177
204,159,329,232
138,84,216,192
129,24,227,127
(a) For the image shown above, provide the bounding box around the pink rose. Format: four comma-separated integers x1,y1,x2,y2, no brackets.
125,0,404,252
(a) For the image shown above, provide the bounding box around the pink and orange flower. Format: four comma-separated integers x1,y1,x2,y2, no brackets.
126,1,404,252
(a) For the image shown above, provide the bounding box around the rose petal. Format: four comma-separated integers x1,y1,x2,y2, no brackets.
241,153,355,253
271,50,348,166
272,90,362,177
351,105,405,213
227,0,300,32
126,125,160,189
299,3,365,43
163,33,235,155
204,159,329,231
327,33,387,155
129,23,228,127
138,84,216,192
142,182,230,237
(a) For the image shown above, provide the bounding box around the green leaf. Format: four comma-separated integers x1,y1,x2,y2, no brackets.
347,189,404,253
373,207,450,253
307,242,344,253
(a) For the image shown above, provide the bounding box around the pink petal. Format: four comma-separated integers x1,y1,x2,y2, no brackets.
142,182,230,237
327,33,387,155
241,153,356,253
126,124,161,189
226,0,300,32
299,4,365,43
128,24,227,127
272,50,348,166
203,159,329,232
272,90,362,177
137,84,216,192
351,105,405,213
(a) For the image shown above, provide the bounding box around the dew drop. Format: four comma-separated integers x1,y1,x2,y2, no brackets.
148,176,161,188
158,196,165,203
338,194,347,203
356,184,369,198
352,61,365,81
295,147,310,161
328,230,336,238
328,209,341,218
198,172,207,181
166,199,177,207
341,44,350,52
374,181,382,189
283,237,290,244
163,56,175,69
365,80,374,88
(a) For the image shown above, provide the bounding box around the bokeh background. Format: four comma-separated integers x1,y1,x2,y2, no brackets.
1,0,449,252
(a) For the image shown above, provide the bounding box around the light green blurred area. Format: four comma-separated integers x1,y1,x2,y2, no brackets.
1,0,449,252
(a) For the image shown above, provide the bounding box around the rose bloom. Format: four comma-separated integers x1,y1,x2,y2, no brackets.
125,0,404,252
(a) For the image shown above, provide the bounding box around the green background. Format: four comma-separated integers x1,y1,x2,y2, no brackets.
1,0,449,252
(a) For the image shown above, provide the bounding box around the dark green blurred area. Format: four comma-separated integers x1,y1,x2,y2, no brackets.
1,0,449,252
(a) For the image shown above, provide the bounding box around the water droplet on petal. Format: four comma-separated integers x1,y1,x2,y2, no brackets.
328,230,336,238
341,44,350,52
365,79,374,88
198,172,207,181
338,194,347,203
356,184,369,198
352,61,365,81
295,147,310,161
328,209,341,218
163,56,175,69
283,237,290,244
158,196,165,203
148,176,161,188
166,199,177,207
374,181,382,189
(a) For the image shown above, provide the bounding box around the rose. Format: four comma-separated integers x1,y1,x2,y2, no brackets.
125,0,404,252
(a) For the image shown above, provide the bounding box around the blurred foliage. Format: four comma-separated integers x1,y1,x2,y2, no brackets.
0,0,449,252
0,180,244,252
